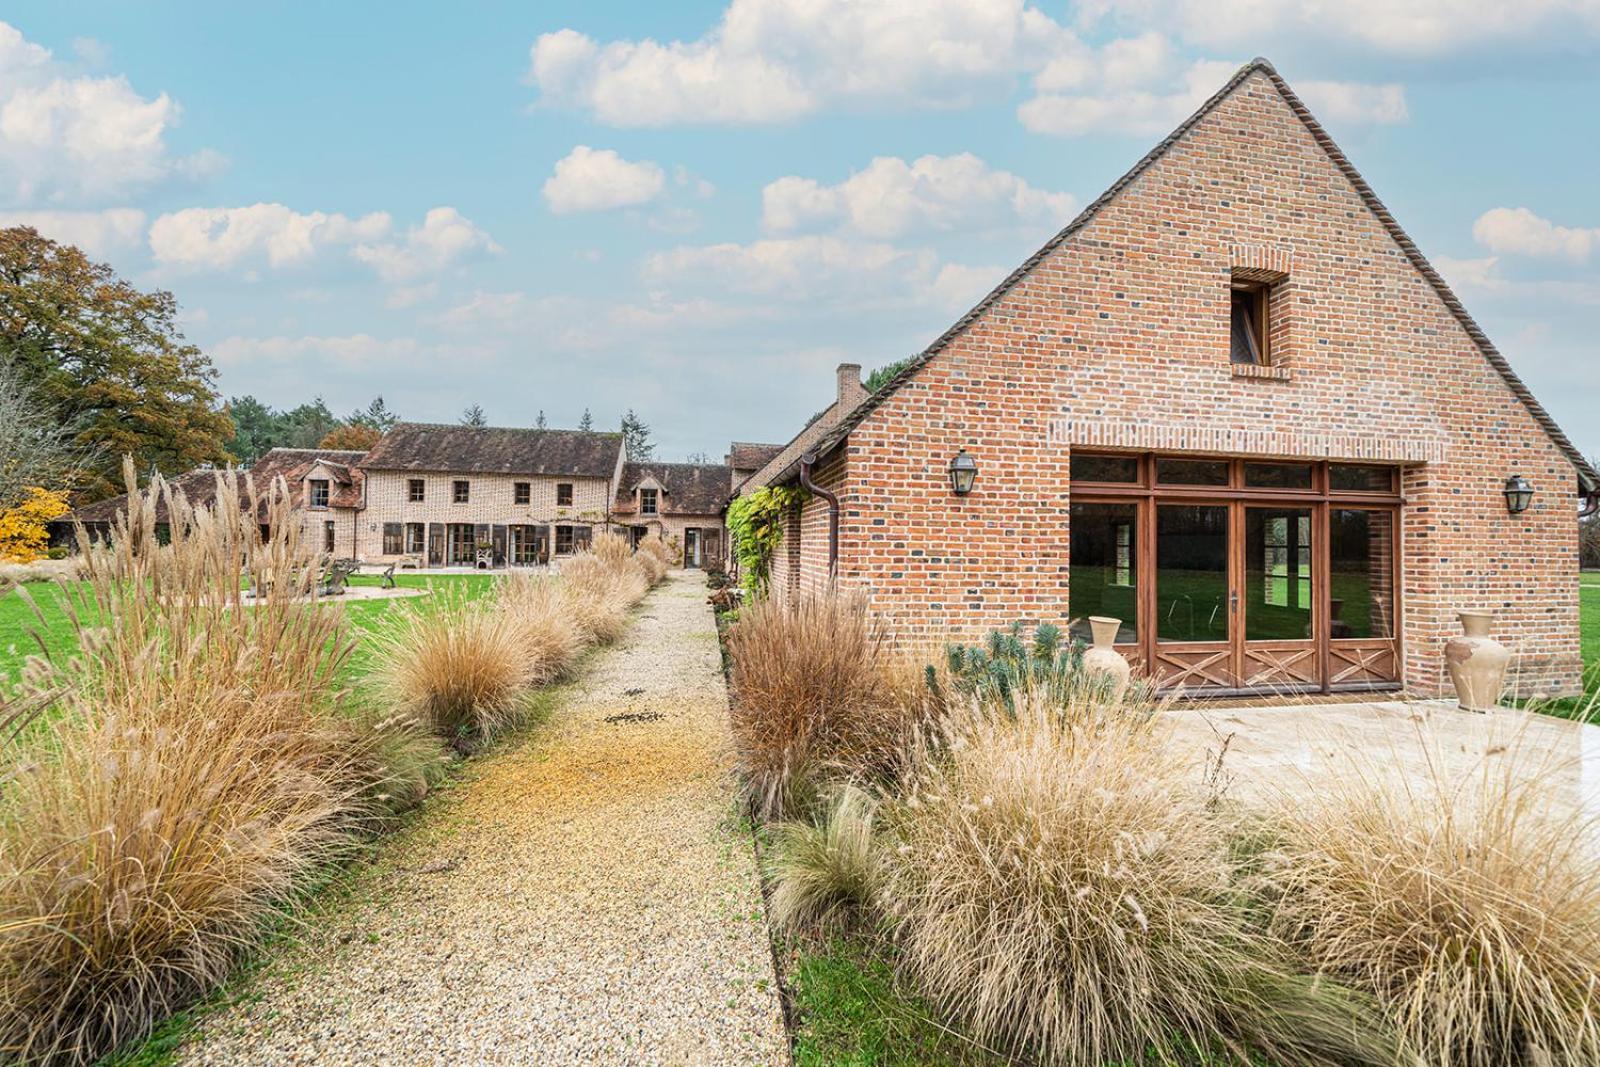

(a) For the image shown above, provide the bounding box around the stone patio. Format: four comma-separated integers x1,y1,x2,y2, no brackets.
1165,699,1600,816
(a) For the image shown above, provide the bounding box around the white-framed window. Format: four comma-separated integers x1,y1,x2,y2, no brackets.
309,479,330,509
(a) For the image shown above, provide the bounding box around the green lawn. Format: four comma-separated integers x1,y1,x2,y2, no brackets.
1,571,500,688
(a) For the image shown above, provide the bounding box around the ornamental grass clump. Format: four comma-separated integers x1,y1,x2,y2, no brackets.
0,462,422,1065
372,595,538,750
498,571,585,683
766,783,883,936
877,691,1392,1067
725,590,914,820
1260,719,1600,1067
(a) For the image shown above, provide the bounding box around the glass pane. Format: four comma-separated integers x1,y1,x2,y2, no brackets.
1245,508,1314,640
1330,464,1394,493
1069,503,1138,643
1157,505,1230,642
1330,510,1395,639
1071,454,1139,483
1244,463,1313,489
1157,458,1229,486
1230,290,1262,364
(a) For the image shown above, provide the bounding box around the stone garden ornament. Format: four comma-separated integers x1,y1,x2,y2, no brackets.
1082,616,1132,702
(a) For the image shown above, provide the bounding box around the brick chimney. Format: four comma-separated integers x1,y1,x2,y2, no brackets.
836,362,865,412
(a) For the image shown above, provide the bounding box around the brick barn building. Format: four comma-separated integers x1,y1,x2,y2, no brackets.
759,59,1597,699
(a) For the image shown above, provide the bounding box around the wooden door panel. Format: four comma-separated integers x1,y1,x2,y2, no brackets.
1329,640,1399,686
1152,645,1238,689
1241,643,1320,689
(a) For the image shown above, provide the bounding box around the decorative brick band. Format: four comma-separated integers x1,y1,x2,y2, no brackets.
1230,244,1293,281
1231,363,1293,381
1048,417,1447,463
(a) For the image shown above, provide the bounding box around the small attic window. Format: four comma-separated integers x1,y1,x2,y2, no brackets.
1230,283,1270,365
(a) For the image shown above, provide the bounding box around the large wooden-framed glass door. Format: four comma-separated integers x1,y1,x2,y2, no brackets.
1070,453,1402,695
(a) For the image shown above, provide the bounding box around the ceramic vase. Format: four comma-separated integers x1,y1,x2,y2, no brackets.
1082,616,1132,701
1444,610,1510,713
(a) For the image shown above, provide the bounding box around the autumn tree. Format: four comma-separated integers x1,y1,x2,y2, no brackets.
0,227,232,500
318,423,382,451
0,358,80,510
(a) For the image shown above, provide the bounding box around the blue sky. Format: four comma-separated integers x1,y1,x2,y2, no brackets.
1,2,1597,462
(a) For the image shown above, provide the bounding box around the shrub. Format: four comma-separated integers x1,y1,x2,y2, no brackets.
1261,722,1600,1067
372,597,538,750
725,590,913,820
498,571,585,683
0,462,400,1065
767,785,882,936
878,692,1391,1067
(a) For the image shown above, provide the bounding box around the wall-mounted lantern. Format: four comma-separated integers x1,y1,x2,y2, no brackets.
948,449,978,496
1503,474,1534,515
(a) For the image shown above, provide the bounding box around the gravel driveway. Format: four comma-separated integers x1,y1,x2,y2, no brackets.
185,571,787,1066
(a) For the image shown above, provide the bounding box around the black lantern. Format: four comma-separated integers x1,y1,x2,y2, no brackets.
1503,474,1534,515
948,449,978,495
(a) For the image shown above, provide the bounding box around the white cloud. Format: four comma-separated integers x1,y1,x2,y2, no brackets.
149,203,391,269
644,236,939,301
0,207,145,256
528,0,1072,125
763,153,1075,238
212,333,426,372
1473,207,1599,264
1294,81,1409,125
1019,56,1235,136
1078,0,1600,58
0,20,219,202
542,145,666,214
351,206,501,283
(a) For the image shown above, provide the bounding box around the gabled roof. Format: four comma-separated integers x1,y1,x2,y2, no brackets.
361,423,623,478
615,462,732,516
65,467,243,525
727,441,784,470
798,58,1597,493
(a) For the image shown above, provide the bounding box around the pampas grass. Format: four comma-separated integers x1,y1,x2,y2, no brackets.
877,691,1392,1067
725,589,914,820
1261,717,1600,1067
767,784,883,936
372,597,538,750
498,572,585,683
0,460,412,1065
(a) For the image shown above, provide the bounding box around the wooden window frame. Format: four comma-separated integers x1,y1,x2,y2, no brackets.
452,479,469,504
308,479,330,510
514,482,531,505
555,524,575,555
556,482,574,507
639,487,659,516
404,522,425,555
408,478,425,502
1230,281,1271,366
382,522,404,555
322,520,335,553
1070,452,1403,696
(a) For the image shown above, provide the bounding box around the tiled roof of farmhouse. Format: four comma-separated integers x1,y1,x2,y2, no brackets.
726,442,784,470
795,57,1599,494
361,423,624,478
615,462,733,516
63,448,370,525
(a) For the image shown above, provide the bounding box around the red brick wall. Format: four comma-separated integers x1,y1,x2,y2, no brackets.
817,71,1581,697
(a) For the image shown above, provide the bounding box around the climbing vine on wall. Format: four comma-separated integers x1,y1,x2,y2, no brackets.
726,485,808,598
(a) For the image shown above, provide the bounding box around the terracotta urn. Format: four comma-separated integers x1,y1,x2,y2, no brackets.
1444,610,1510,713
1082,616,1132,701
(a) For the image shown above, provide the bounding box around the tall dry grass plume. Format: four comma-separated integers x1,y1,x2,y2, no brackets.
558,534,648,644
878,689,1392,1067
725,589,916,820
0,460,409,1065
1260,714,1600,1067
498,571,584,683
372,594,539,750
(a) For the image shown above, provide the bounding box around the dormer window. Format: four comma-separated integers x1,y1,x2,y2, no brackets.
309,479,330,509
1230,283,1269,365
639,487,658,516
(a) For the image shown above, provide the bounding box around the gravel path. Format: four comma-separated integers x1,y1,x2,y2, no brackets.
185,571,787,1066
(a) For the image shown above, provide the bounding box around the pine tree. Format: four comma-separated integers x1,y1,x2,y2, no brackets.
535,409,548,430
621,408,654,460
460,404,488,427
350,395,399,431
577,408,593,432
